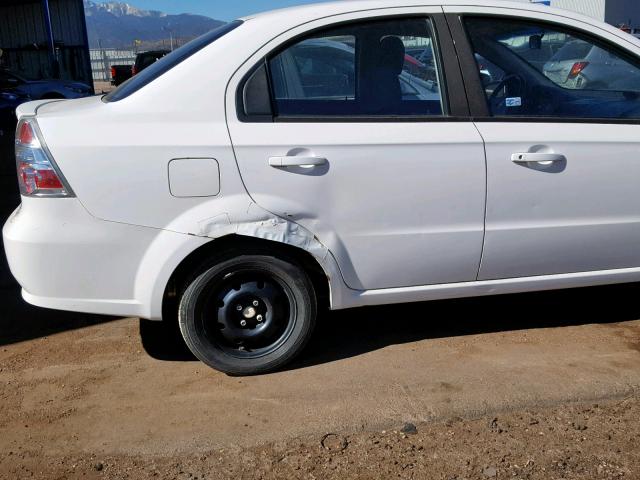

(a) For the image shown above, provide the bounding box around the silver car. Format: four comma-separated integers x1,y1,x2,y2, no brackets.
544,40,640,90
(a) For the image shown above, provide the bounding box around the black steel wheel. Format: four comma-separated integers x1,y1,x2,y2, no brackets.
178,255,316,375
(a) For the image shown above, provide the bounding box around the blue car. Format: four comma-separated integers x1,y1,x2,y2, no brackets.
0,69,91,100
0,90,28,144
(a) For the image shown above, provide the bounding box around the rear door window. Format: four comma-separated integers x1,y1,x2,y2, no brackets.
268,18,445,117
270,36,357,101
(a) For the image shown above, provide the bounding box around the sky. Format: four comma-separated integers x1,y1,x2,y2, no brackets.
124,0,332,21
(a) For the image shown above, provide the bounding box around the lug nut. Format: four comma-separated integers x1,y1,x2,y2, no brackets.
252,300,259,307
240,319,247,327
256,314,263,322
236,305,243,311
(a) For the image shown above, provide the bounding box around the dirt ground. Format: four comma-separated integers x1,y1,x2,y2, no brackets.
2,282,640,479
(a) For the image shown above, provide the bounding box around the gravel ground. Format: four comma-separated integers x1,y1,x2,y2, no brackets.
2,396,639,479
1,283,640,479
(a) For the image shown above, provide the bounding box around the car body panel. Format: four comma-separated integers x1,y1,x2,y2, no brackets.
447,6,640,280
2,197,212,319
475,122,640,280
4,0,640,320
227,121,486,291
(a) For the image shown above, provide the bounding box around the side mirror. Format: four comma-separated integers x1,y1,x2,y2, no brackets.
529,35,543,50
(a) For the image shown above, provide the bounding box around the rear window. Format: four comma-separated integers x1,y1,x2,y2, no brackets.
105,20,243,102
552,41,592,61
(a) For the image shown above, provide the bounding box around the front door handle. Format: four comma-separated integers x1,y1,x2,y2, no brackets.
511,152,566,165
269,156,328,168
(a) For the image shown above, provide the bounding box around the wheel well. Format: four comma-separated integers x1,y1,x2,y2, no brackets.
161,234,330,322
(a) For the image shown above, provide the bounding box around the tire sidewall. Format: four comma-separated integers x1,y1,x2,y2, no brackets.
178,255,316,375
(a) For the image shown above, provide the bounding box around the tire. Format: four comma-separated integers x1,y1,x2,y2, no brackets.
178,254,317,375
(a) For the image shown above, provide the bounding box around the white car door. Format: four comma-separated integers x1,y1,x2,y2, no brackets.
226,12,487,291
447,8,640,280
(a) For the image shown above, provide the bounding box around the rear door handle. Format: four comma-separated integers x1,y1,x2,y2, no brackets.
511,153,566,164
268,156,328,168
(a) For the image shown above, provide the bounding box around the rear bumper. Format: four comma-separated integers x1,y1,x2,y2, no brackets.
20,289,145,317
2,197,209,319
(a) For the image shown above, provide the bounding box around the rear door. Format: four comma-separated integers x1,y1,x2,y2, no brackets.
226,10,487,291
445,8,640,280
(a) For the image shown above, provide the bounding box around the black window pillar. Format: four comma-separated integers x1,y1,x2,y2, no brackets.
42,0,60,78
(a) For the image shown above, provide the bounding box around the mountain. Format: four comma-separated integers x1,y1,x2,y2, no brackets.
84,1,225,49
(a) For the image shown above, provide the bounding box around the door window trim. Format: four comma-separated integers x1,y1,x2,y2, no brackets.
446,12,640,125
236,13,469,123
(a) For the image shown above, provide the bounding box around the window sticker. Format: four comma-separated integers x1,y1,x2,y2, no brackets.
506,97,522,107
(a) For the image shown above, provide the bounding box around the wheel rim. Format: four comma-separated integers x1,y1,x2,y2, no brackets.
196,268,296,359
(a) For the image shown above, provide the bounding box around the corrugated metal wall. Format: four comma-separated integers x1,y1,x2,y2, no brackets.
514,0,640,28
0,2,49,48
547,0,607,21
0,0,92,85
605,0,640,29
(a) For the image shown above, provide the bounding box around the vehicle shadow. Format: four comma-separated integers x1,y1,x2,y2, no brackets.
0,285,120,346
137,282,640,368
290,283,640,371
5,278,636,357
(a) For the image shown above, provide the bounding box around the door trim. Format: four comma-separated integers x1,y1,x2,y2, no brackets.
338,266,640,309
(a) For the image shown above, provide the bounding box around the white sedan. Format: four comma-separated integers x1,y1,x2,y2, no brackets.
5,0,640,375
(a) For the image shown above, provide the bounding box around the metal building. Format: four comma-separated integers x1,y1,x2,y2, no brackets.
526,0,640,30
0,0,92,86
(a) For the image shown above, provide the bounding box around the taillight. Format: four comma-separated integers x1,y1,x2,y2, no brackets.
18,121,34,145
110,66,116,79
568,61,589,80
131,65,137,76
15,119,74,197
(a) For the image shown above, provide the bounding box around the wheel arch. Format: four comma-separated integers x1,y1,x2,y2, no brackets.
160,234,335,323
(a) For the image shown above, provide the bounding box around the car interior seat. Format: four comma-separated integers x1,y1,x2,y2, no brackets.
363,35,405,113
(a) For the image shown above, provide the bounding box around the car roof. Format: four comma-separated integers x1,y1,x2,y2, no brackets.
241,0,562,21
238,0,640,51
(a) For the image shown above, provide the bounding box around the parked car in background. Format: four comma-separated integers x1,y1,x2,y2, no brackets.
543,40,640,90
110,65,133,86
405,46,437,81
132,50,169,76
0,69,91,100
7,0,640,376
0,90,29,144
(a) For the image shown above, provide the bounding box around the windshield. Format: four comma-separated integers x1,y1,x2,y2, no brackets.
105,20,243,102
